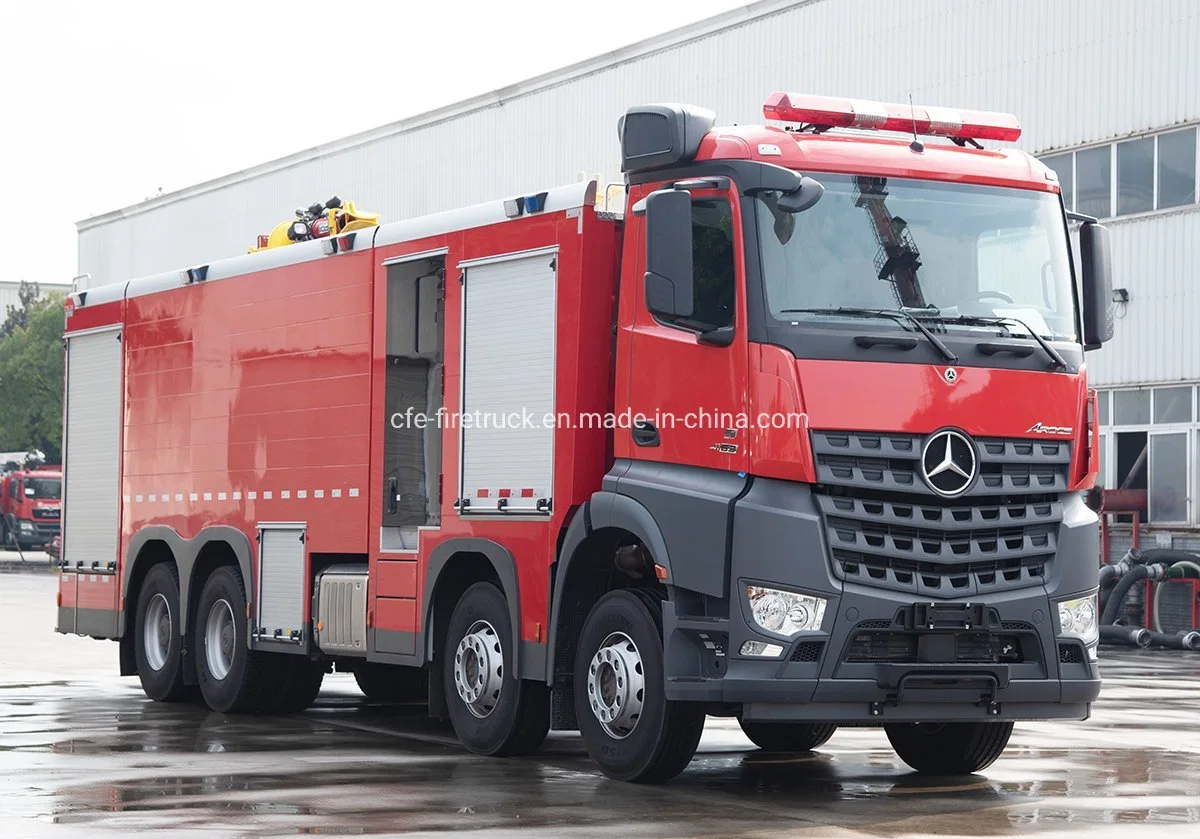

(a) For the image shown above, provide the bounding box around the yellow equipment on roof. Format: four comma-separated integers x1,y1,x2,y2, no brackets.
250,197,380,252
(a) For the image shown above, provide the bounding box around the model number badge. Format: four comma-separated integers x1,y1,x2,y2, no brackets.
1027,422,1073,435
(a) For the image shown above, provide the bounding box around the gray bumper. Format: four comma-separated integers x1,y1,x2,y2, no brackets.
662,477,1101,723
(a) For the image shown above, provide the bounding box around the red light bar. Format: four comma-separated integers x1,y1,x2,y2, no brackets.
763,92,1021,143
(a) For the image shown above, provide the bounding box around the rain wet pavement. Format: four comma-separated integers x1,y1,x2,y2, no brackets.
2,575,1199,838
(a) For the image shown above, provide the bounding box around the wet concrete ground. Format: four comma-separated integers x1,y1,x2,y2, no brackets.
2,574,1199,839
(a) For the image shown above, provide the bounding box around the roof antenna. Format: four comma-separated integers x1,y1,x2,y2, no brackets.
908,94,924,153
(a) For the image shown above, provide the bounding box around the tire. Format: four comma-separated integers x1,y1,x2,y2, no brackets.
133,563,192,702
885,721,1014,775
194,566,279,713
443,582,549,756
354,662,427,702
271,658,326,713
738,719,837,752
574,589,706,782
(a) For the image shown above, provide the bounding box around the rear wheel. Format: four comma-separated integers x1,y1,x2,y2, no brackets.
738,720,837,752
354,662,427,702
443,582,549,756
271,658,326,712
885,721,1014,774
195,566,278,713
574,589,705,782
133,563,192,702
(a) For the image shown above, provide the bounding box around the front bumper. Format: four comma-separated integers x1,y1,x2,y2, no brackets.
661,477,1102,723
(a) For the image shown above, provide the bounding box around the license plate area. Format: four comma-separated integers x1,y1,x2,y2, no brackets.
907,602,1000,631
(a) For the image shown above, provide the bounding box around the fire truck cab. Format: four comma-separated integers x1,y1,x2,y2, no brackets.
57,92,1112,782
2,466,62,549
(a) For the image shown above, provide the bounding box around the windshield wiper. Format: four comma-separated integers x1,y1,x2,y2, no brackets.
930,314,1070,371
780,307,958,363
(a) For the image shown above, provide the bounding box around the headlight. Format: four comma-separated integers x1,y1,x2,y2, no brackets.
18,521,34,532
1057,594,1099,646
747,585,827,636
739,641,784,658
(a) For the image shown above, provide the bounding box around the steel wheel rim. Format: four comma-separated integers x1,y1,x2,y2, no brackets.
453,620,503,718
587,631,646,739
143,593,172,671
205,599,236,681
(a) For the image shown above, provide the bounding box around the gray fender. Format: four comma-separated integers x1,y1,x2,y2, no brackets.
545,492,672,682
422,537,522,674
124,525,255,639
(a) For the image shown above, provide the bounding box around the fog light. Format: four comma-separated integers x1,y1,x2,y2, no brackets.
1056,594,1099,646
740,640,784,658
747,586,827,636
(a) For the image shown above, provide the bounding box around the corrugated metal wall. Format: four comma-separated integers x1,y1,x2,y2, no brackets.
77,0,1199,386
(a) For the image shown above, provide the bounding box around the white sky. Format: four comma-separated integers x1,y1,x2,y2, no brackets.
2,0,748,288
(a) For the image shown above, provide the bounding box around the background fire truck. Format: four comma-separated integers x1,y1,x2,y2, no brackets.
1,460,61,550
57,92,1112,782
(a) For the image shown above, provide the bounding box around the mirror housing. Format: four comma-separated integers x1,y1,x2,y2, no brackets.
1079,221,1114,349
777,175,825,213
644,189,694,319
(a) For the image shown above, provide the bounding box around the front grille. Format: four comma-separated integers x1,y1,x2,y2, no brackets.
846,630,1024,664
33,522,59,539
32,507,60,520
790,640,825,662
812,430,1068,597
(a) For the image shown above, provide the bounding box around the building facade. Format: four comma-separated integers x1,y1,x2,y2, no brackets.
75,0,1200,541
0,281,73,316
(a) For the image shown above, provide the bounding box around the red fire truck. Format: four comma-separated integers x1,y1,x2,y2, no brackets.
2,466,62,549
57,92,1112,782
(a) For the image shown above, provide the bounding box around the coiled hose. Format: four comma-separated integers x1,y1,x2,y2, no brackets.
1099,624,1151,648
1100,564,1153,626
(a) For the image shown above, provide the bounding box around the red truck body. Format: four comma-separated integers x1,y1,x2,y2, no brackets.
57,94,1110,781
1,467,61,549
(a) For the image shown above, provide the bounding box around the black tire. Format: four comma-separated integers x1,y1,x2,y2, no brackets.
443,582,549,756
194,566,279,713
738,719,837,752
133,563,192,702
574,589,705,783
354,662,427,702
885,721,1014,774
271,658,326,713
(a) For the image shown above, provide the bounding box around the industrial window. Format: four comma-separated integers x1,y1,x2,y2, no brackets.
1149,433,1188,523
1096,384,1198,525
1042,153,1073,211
1116,137,1154,215
691,199,736,329
1075,146,1112,219
1038,123,1199,219
1153,386,1193,424
1158,127,1197,209
1113,389,1150,426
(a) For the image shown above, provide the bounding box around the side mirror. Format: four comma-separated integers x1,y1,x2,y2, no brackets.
1079,221,1113,349
644,189,694,319
776,176,825,214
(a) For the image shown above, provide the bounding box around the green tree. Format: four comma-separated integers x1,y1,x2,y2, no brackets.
1,280,40,338
0,290,65,462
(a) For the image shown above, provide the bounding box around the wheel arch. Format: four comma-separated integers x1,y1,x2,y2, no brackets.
422,537,521,674
123,525,255,639
547,493,671,685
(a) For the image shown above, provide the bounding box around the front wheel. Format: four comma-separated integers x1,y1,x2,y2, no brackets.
574,589,705,782
885,721,1014,774
443,582,549,756
738,719,837,752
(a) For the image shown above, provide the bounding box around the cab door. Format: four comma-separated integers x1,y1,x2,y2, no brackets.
624,186,750,473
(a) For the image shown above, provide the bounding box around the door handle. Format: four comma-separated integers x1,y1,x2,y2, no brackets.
386,477,398,515
632,419,660,447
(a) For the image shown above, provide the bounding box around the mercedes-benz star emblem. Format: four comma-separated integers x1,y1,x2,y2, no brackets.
920,429,977,497
943,367,958,383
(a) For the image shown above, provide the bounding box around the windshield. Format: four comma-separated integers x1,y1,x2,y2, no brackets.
756,173,1077,341
26,478,61,499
